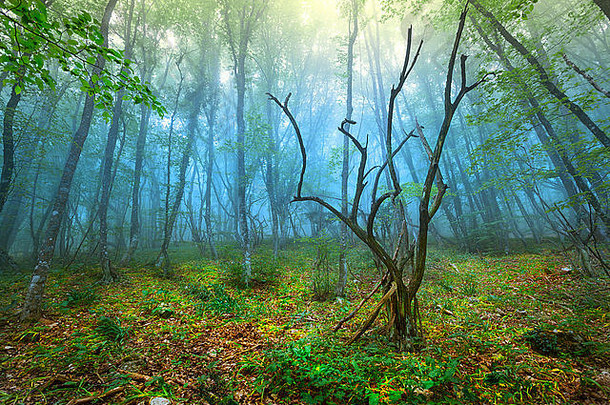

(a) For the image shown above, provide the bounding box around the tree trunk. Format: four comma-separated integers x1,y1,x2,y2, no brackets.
204,108,218,260
0,84,22,215
20,0,118,322
158,87,202,275
471,14,610,230
336,0,358,298
121,103,151,265
220,0,267,284
472,0,610,149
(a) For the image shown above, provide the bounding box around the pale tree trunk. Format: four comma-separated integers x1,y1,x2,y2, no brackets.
21,0,118,322
263,100,280,257
157,86,202,276
219,0,266,285
336,0,358,298
99,0,136,281
236,53,252,284
186,163,206,256
204,104,218,260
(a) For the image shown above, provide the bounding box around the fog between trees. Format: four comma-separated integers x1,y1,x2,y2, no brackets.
1,0,608,318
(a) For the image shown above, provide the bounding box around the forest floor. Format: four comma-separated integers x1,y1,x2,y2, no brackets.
0,242,609,404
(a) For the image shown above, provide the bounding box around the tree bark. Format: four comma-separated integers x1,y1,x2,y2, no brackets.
157,86,202,275
471,14,610,230
121,103,151,265
220,0,266,285
99,0,136,281
472,0,610,149
0,84,22,215
20,0,118,322
337,0,358,298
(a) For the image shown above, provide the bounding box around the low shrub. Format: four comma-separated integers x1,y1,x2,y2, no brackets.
95,316,130,344
61,287,98,308
242,338,458,404
188,282,241,316
223,256,281,288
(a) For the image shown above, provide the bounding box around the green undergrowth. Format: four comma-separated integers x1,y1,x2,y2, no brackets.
0,242,608,404
241,337,459,404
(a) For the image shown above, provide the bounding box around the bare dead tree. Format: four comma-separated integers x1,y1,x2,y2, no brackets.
268,3,490,350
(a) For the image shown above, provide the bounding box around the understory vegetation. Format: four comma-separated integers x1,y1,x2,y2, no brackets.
1,242,608,404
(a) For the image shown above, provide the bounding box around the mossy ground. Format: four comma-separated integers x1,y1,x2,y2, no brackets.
0,242,608,404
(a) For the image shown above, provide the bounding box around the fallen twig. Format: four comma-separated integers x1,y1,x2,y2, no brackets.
66,386,124,405
223,343,264,362
25,375,77,401
118,369,152,382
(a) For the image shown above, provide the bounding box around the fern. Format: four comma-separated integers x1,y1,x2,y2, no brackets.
63,288,97,308
95,316,130,344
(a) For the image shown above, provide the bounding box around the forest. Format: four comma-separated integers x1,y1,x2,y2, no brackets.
0,0,609,403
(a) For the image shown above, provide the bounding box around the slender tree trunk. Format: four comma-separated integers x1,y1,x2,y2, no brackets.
186,164,206,256
121,103,151,265
99,87,126,283
336,0,358,298
471,15,610,230
158,88,202,275
20,0,118,322
472,0,610,148
99,0,135,281
204,112,218,259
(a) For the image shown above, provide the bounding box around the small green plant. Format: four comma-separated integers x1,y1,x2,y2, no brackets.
223,260,247,288
145,375,174,398
61,287,98,308
307,235,337,301
251,255,281,285
151,304,175,319
190,283,240,316
205,284,240,315
95,316,130,344
523,329,558,356
185,283,212,301
460,280,478,296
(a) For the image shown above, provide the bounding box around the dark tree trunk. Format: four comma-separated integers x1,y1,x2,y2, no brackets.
158,87,202,275
472,0,610,149
0,84,22,215
121,103,151,265
471,14,610,230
